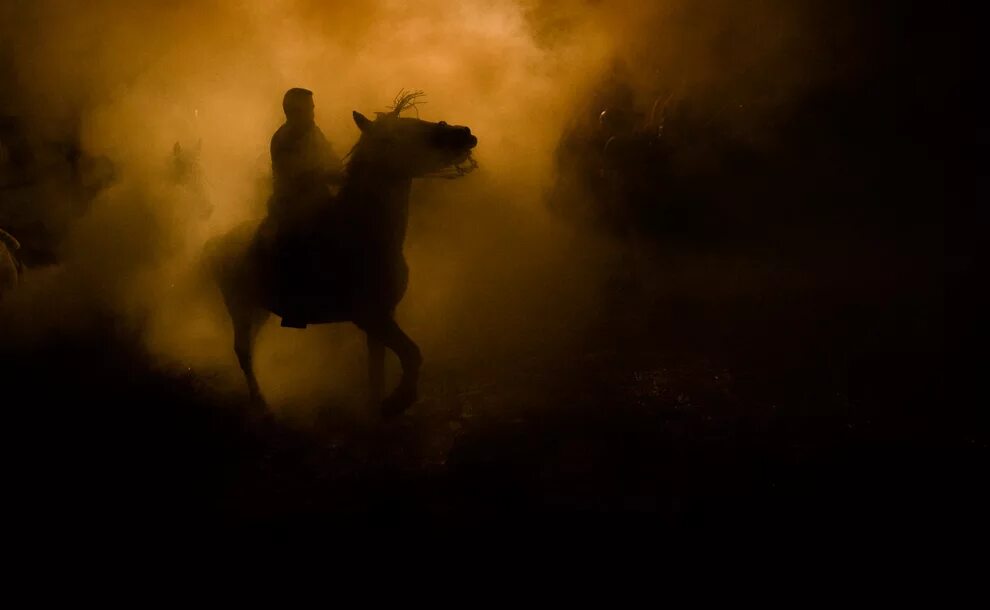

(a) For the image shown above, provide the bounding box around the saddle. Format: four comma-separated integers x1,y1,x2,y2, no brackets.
251,218,316,328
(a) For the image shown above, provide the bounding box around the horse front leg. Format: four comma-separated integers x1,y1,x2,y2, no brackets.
380,317,422,416
358,316,422,417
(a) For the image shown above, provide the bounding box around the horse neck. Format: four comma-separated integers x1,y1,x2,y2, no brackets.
339,160,412,247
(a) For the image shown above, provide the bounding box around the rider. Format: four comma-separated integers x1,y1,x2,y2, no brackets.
266,87,343,328
269,88,343,222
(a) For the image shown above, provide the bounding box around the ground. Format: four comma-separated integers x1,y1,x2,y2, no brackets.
2,236,974,537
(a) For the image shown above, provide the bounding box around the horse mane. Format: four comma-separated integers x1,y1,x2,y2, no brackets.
342,90,428,171
389,89,426,117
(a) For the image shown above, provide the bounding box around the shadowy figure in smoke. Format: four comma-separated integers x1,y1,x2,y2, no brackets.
169,139,213,221
546,59,672,239
599,94,669,239
549,59,727,245
1,114,116,268
207,90,477,416
547,59,637,228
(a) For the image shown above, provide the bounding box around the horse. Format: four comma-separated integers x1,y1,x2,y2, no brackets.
206,92,478,416
169,139,213,220
0,227,22,301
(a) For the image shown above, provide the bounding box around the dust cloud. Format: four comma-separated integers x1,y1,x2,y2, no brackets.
0,1,830,413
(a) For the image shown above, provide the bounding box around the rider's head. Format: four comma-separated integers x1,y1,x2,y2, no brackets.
283,88,315,125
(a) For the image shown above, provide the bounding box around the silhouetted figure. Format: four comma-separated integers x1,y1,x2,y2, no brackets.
264,88,343,327
170,140,213,220
2,115,116,267
207,91,477,416
170,140,200,184
600,104,667,235
546,58,641,228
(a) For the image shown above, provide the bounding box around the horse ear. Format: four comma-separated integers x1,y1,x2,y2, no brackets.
353,111,373,133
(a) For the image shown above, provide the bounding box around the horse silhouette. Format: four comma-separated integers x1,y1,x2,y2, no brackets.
170,139,213,220
206,92,477,415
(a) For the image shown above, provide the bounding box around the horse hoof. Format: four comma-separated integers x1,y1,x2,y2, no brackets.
247,391,270,415
381,385,417,417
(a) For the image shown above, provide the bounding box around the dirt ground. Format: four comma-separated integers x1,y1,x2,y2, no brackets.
2,233,972,537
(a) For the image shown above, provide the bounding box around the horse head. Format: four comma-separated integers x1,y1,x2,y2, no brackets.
348,90,477,180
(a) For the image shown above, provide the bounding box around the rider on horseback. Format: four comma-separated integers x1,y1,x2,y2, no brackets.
266,87,344,328
211,90,478,412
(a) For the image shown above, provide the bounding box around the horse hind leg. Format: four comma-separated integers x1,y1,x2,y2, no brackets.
232,306,269,408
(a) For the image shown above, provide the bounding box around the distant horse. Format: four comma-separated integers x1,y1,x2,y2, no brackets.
206,92,478,415
169,139,213,220
0,227,22,301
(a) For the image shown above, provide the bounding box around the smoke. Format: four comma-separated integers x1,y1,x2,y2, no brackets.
0,0,836,413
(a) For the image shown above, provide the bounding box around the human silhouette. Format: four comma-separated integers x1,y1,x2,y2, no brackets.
265,88,343,327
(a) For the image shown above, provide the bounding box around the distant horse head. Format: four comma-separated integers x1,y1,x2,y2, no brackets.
169,139,212,220
348,90,477,180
